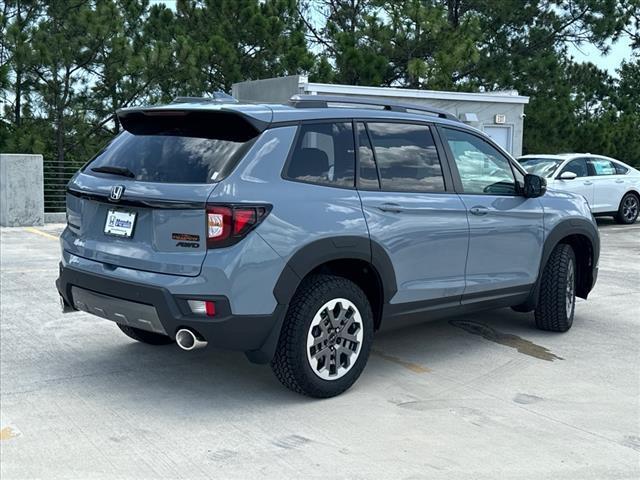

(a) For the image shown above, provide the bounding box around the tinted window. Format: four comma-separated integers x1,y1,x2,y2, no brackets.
366,123,445,192
561,159,589,178
357,123,379,189
88,131,255,184
614,163,629,175
285,122,355,187
518,157,563,178
589,158,617,176
443,128,517,195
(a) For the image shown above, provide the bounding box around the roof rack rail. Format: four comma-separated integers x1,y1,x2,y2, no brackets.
288,94,459,122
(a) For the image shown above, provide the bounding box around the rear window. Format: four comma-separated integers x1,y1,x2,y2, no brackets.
614,163,629,175
86,111,258,184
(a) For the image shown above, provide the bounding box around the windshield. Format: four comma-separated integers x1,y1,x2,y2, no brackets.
518,157,563,178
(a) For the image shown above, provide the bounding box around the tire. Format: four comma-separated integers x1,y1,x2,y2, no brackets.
117,324,174,345
534,243,576,332
615,192,639,224
271,274,374,398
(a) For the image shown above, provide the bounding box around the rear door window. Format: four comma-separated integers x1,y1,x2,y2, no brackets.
366,122,445,192
284,122,355,187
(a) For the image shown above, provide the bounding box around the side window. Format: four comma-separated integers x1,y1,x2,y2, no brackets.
442,128,517,195
614,163,629,175
366,122,445,192
356,122,380,189
285,122,355,187
561,159,589,177
589,158,616,176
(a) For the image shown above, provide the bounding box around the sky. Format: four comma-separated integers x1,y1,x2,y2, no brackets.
568,36,635,75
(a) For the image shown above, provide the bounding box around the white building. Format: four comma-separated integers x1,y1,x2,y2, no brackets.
232,75,529,156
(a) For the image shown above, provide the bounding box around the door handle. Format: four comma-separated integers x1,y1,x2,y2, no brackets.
615,179,624,184
377,203,403,213
469,206,489,216
583,181,593,185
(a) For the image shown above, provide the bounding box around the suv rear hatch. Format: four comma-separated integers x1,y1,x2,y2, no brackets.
64,107,268,277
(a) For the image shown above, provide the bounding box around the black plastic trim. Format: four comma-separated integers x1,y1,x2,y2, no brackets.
56,263,286,363
524,218,599,309
380,284,533,331
67,187,204,210
272,236,397,306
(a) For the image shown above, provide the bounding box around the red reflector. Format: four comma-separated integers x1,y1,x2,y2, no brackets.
205,301,216,317
233,209,256,235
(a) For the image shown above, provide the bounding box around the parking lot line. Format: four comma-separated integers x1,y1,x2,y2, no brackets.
24,227,59,241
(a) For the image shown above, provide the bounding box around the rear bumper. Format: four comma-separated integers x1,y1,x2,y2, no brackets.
56,263,286,363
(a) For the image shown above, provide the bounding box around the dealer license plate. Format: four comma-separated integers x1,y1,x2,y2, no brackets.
104,209,136,238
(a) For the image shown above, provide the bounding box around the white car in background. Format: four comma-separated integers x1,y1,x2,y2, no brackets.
518,153,640,224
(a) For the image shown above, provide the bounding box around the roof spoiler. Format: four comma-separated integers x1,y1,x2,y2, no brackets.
116,107,268,141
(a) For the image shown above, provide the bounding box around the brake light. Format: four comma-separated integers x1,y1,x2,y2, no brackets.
206,204,270,248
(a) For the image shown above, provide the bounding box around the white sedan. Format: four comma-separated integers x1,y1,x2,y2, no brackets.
517,153,640,224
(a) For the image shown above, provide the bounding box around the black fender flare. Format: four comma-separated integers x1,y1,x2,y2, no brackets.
246,236,397,364
525,217,599,309
272,235,397,305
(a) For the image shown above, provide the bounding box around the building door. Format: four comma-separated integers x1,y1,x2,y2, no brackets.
483,125,512,154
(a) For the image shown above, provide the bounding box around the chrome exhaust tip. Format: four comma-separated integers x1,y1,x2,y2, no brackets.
175,328,208,351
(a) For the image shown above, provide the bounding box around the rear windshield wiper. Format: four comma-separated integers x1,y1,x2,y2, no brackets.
91,165,136,178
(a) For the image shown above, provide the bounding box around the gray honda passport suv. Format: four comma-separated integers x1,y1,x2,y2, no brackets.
56,95,599,398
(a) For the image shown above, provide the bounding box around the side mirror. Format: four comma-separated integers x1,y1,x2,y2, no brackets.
559,171,578,180
523,174,547,198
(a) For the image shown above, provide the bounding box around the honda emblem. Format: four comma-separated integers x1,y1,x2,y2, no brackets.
110,185,125,201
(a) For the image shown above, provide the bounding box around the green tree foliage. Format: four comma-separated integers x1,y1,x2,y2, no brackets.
1,0,314,166
0,0,638,171
301,0,638,166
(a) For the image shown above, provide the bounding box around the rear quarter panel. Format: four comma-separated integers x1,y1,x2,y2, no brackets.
205,125,370,301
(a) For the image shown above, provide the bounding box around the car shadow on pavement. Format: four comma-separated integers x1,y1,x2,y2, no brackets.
51,307,554,409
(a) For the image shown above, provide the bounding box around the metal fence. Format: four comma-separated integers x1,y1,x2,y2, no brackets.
43,160,82,213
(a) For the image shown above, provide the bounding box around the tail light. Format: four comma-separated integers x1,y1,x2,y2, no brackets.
206,204,271,248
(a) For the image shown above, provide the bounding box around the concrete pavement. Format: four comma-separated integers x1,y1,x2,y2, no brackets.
1,220,639,479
